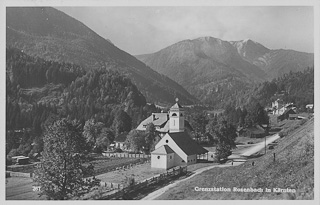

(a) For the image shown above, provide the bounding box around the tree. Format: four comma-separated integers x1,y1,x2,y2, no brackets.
33,118,100,200
191,112,208,142
213,120,237,163
83,119,104,152
145,123,156,153
95,128,114,152
112,110,132,135
124,130,146,153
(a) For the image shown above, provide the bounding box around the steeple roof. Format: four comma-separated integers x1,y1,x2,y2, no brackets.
170,98,183,110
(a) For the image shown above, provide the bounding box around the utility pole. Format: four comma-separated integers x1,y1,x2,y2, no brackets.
265,134,266,154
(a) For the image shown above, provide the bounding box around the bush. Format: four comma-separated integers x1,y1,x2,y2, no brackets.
125,175,135,187
115,148,123,153
279,131,287,138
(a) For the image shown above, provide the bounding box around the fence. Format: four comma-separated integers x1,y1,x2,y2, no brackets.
102,152,151,158
99,181,124,190
6,171,33,178
97,166,188,200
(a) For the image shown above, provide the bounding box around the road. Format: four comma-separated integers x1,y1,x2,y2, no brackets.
142,133,280,200
240,133,280,157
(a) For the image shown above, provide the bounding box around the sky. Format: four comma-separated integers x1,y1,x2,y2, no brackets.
56,6,313,55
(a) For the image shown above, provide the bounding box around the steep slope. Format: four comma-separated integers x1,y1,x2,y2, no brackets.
157,118,314,200
230,39,314,79
6,7,197,105
136,37,267,106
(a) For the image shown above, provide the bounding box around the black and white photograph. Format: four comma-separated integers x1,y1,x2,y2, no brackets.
2,0,319,202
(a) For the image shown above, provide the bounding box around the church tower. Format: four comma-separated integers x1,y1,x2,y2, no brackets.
169,98,185,133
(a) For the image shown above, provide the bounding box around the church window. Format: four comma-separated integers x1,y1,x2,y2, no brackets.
166,140,168,143
180,113,183,117
157,156,160,159
172,113,177,116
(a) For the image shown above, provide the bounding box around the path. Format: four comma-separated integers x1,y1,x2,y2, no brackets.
142,133,280,200
142,161,245,200
240,133,279,157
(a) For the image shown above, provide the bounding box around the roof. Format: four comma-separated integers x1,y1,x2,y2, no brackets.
282,109,296,116
136,113,169,131
114,132,128,143
151,145,175,154
170,102,183,110
12,156,29,160
246,126,265,135
168,132,208,155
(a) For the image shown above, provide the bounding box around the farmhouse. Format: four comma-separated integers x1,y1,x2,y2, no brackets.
243,125,266,138
148,99,208,169
277,109,296,121
114,132,128,150
11,156,29,165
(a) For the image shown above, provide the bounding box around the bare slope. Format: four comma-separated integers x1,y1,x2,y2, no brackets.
6,7,196,104
136,37,266,105
157,118,314,200
230,39,314,80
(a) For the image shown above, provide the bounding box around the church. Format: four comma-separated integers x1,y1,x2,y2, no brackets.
137,99,208,170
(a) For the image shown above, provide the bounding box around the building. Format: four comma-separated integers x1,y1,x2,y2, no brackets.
11,156,29,165
149,99,208,170
306,104,314,111
243,125,266,138
272,99,284,115
114,132,128,150
277,109,297,121
289,114,298,120
136,103,193,137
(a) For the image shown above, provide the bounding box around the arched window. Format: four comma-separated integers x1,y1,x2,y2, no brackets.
157,156,160,159
180,113,183,117
172,113,177,117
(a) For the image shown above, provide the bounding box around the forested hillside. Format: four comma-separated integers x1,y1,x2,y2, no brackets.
233,68,314,110
6,7,197,105
6,48,158,159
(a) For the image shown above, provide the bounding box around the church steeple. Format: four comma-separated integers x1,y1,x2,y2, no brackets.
169,98,185,133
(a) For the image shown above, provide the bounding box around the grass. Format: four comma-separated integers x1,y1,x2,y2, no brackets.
6,177,46,200
95,162,165,184
156,118,314,200
84,156,145,176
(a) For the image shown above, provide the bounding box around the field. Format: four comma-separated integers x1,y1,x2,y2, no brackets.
6,156,146,200
84,156,146,176
6,177,46,200
96,160,216,185
96,162,164,184
156,118,314,200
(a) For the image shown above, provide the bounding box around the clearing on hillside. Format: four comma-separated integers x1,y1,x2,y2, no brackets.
157,118,314,200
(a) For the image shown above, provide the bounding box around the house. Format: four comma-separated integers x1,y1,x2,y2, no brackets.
114,132,128,150
243,125,266,138
272,99,284,115
306,104,314,109
289,114,298,120
277,109,297,121
149,99,208,170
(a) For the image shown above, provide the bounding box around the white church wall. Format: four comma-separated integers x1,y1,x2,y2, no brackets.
155,133,188,162
151,153,167,169
166,153,175,169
